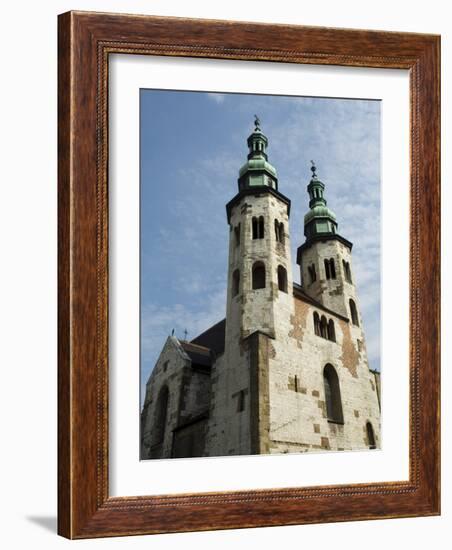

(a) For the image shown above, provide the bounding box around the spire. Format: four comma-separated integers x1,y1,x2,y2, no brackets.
237,117,278,192
303,162,338,241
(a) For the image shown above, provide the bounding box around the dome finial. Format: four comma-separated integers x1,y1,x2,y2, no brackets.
254,114,261,131
310,160,317,178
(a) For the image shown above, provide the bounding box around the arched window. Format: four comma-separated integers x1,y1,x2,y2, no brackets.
328,319,336,342
151,385,169,446
343,260,352,283
323,365,344,423
277,265,288,293
252,217,258,239
349,299,359,326
320,315,328,339
324,258,336,280
313,312,320,336
232,269,240,297
279,222,285,244
329,258,336,279
308,264,317,284
366,422,376,449
252,216,265,239
252,262,266,289
274,220,285,244
324,258,331,279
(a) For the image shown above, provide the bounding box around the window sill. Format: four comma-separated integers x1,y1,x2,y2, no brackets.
327,419,344,426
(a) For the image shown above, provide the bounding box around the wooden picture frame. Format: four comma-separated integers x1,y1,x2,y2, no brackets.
58,11,440,539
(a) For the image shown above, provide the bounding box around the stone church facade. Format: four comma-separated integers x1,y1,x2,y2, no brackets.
141,119,381,460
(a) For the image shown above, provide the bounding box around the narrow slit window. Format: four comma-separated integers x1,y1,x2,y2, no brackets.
151,385,169,446
349,299,359,326
252,217,258,240
328,319,336,342
277,265,288,293
366,422,376,449
329,258,336,279
343,260,352,283
313,312,320,336
237,390,246,412
308,264,317,284
320,315,328,339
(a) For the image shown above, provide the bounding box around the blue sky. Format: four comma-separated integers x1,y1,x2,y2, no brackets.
140,89,381,404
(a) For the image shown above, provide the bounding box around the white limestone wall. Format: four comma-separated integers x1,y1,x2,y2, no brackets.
267,296,381,453
227,193,293,339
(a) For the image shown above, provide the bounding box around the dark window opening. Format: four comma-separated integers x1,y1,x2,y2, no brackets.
330,258,336,279
366,422,376,449
277,265,288,293
252,216,265,239
294,375,299,393
313,312,320,336
343,260,352,283
349,299,359,326
151,385,169,446
323,364,344,423
324,258,336,280
252,217,258,239
237,390,246,412
308,264,317,284
324,258,330,279
252,262,266,289
320,315,328,338
274,220,285,244
328,319,336,342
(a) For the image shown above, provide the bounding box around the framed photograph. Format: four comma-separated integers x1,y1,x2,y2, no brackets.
58,11,440,538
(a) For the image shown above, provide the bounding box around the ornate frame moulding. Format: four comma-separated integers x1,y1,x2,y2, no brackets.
58,10,440,538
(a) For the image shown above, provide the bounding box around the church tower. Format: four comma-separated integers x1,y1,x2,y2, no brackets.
297,162,362,326
225,116,294,341
206,117,295,456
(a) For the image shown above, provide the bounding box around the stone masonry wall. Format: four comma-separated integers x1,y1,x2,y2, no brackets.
266,294,381,453
141,336,210,459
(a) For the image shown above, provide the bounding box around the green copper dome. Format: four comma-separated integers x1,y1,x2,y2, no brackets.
303,162,338,240
304,204,337,225
237,116,278,191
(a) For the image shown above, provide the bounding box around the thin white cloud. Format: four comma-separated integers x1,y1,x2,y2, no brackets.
206,93,226,104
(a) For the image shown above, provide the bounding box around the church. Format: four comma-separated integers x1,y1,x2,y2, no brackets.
141,117,381,459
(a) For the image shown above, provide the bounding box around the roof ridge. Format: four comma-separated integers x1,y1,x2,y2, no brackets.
180,340,212,353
